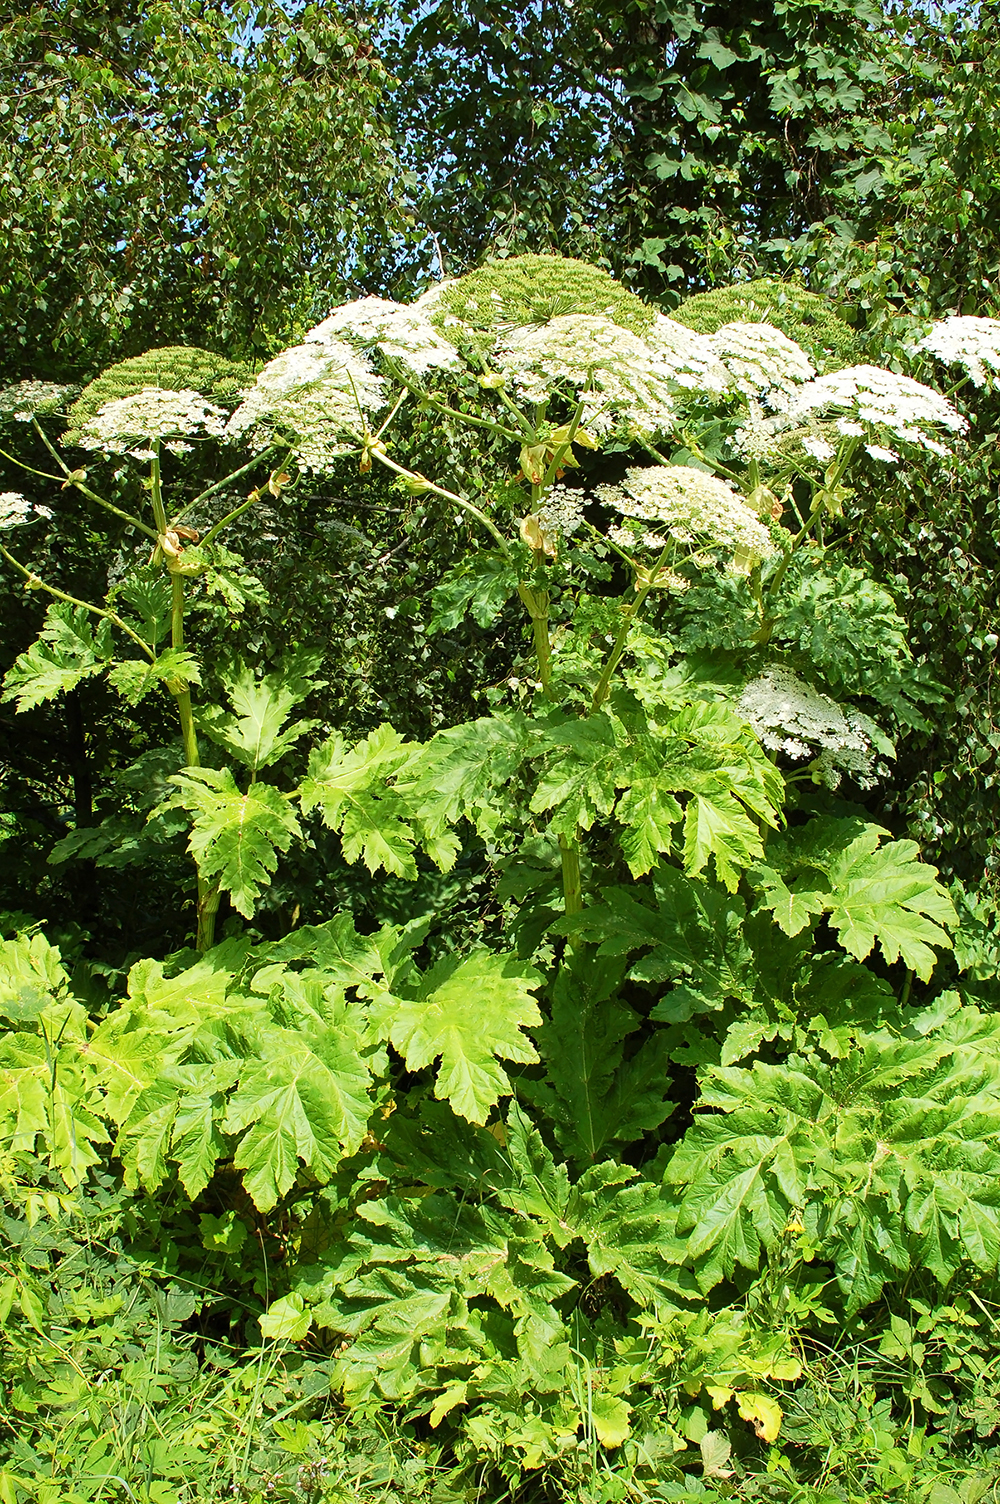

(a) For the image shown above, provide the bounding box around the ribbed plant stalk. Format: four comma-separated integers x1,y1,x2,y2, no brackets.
151,445,219,952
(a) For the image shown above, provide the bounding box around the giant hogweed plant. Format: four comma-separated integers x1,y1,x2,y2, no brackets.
2,258,1000,1488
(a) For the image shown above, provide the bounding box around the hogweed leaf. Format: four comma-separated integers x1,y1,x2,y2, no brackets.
751,819,957,979
107,647,202,705
224,1026,374,1210
520,947,674,1161
403,713,531,840
198,660,318,771
299,725,423,878
388,949,542,1124
164,767,301,917
2,603,113,711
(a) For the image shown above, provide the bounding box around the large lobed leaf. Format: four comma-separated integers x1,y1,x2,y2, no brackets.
751,817,957,979
164,766,302,917
388,949,543,1124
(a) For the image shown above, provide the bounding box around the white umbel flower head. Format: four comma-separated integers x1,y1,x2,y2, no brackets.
1,492,53,529
911,316,1000,389
596,465,777,565
644,315,733,396
307,296,464,376
0,380,72,422
738,666,892,789
708,322,815,403
78,388,228,455
226,333,386,472
789,364,967,454
497,315,678,438
537,484,586,538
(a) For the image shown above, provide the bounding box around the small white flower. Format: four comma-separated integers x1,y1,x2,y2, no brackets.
801,435,836,462
537,484,586,538
791,364,966,454
865,443,900,464
836,419,864,437
596,465,777,562
730,398,793,461
0,493,53,529
128,447,156,462
164,439,194,456
0,380,71,420
0,491,32,527
33,504,54,520
911,315,1000,388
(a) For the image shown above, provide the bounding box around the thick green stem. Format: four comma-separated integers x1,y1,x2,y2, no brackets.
166,541,218,952
517,582,552,690
21,425,158,539
589,551,668,715
170,447,284,528
559,834,582,917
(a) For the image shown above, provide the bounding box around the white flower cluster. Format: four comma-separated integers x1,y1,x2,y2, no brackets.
307,296,464,377
0,381,72,421
226,333,386,472
596,465,777,563
801,434,835,463
644,315,732,396
537,484,586,538
708,323,815,403
912,316,1000,388
497,315,679,437
730,399,796,461
738,666,891,789
789,364,967,455
0,492,53,529
78,388,228,455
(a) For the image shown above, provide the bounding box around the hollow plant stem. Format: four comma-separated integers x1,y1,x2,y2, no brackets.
27,423,158,539
0,542,154,659
369,448,513,557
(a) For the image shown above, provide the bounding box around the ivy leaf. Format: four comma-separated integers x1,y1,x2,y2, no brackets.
737,1392,783,1443
164,767,301,917
388,949,542,1124
260,1292,312,1342
589,1393,631,1448
2,603,113,711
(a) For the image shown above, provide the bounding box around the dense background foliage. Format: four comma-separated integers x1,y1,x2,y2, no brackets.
3,2,1000,1502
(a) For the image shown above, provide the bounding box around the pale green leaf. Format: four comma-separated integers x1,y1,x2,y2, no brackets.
2,603,112,711
388,949,542,1124
164,766,301,916
260,1292,312,1342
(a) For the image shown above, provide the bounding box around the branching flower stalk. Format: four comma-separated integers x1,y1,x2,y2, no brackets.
755,434,861,644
